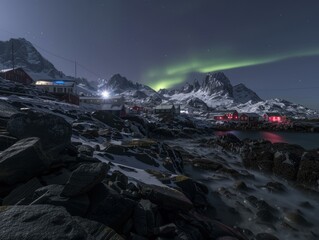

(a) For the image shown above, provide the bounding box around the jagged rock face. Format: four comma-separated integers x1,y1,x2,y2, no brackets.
102,74,138,92
0,38,64,78
187,97,208,109
202,72,233,97
181,83,194,93
233,83,262,103
193,79,200,92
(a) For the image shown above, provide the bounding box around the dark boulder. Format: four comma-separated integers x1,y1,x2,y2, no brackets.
141,184,193,211
0,137,51,185
74,216,124,240
87,183,136,231
297,150,319,188
3,177,43,205
62,162,109,197
272,143,304,180
31,184,90,217
133,199,160,236
0,205,93,240
7,110,72,155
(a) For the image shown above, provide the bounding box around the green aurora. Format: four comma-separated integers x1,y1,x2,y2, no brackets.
145,48,319,91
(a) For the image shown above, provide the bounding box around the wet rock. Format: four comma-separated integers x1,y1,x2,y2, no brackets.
40,168,71,185
255,233,279,240
0,135,17,151
0,137,51,185
216,237,239,240
153,223,177,237
75,216,124,240
0,205,92,240
31,184,90,216
110,170,129,190
173,175,208,207
133,199,159,236
283,211,313,227
77,144,95,157
299,201,314,209
7,111,72,155
87,183,136,231
233,181,249,191
272,143,304,180
241,142,274,172
3,177,43,205
297,150,319,187
256,209,276,223
264,182,286,193
62,162,109,197
141,184,193,211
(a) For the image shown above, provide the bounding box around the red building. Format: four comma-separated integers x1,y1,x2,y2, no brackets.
131,105,144,113
239,113,260,122
0,68,33,85
264,112,286,123
211,110,239,121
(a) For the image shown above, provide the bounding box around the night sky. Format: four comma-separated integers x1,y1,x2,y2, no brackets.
1,0,319,109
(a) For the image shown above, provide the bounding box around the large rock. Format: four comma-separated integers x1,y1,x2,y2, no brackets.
272,143,304,181
0,135,17,151
7,110,72,154
75,216,124,240
133,199,160,236
0,205,93,240
241,141,274,172
297,150,319,188
62,162,109,197
0,137,51,185
31,185,90,216
3,177,43,205
141,184,193,211
87,183,136,230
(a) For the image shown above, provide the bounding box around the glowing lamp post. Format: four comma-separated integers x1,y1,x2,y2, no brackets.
101,90,109,98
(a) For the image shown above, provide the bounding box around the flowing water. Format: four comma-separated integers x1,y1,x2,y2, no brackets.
166,136,319,240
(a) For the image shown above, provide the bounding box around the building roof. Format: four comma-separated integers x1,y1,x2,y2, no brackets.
265,112,282,117
154,104,175,110
101,103,125,111
240,112,260,117
211,110,237,114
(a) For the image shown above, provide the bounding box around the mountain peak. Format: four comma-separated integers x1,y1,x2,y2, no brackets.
0,38,64,78
202,72,233,96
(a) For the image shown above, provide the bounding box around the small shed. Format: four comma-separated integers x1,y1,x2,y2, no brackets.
101,103,126,117
154,104,176,116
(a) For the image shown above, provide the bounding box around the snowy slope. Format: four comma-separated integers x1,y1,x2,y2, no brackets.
0,38,64,79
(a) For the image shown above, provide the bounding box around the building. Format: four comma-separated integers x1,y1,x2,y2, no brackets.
154,104,176,116
34,79,79,105
239,113,260,122
0,68,33,85
100,103,126,117
79,96,124,110
210,110,239,121
263,112,286,123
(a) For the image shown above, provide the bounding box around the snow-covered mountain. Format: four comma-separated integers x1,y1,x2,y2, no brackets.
98,74,163,105
158,72,317,117
0,38,64,79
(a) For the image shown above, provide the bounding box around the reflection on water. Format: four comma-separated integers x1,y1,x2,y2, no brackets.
261,131,286,143
215,130,319,149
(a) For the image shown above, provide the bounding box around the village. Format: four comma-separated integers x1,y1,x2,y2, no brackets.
0,67,290,127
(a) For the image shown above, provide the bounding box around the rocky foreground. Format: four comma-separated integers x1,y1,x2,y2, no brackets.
0,96,318,240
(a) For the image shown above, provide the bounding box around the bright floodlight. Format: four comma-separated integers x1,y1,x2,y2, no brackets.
101,90,109,98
